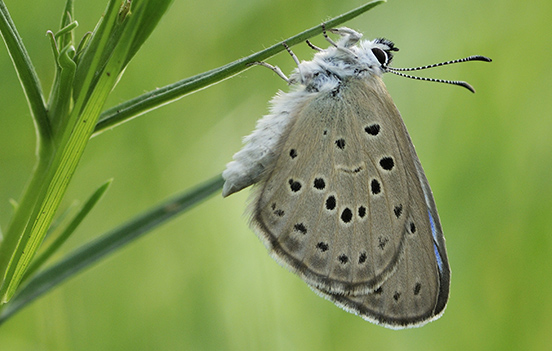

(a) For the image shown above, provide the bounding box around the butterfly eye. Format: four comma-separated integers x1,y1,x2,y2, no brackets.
371,47,388,66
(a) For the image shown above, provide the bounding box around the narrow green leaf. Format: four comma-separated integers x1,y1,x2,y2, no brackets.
92,0,385,136
0,0,50,140
73,0,174,103
49,44,77,135
43,201,79,241
73,31,92,64
22,179,112,282
0,175,223,325
0,149,53,304
54,21,78,40
46,30,60,63
58,0,75,49
123,0,174,66
47,0,76,126
70,0,129,116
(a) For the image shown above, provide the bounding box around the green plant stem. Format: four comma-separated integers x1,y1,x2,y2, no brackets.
0,175,223,325
22,179,112,282
0,143,54,299
92,0,385,136
0,0,131,303
0,0,49,139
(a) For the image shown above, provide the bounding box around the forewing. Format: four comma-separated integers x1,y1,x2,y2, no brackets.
249,76,438,295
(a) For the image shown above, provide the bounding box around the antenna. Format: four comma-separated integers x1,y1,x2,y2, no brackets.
385,55,492,93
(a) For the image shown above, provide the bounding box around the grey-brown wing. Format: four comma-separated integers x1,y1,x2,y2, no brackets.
248,75,445,298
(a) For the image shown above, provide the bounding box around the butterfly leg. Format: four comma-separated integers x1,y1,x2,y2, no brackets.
248,61,291,83
305,40,323,52
248,42,303,84
305,23,361,52
328,26,363,43
321,23,361,55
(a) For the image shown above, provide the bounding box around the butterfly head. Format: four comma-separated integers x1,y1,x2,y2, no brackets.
366,38,399,70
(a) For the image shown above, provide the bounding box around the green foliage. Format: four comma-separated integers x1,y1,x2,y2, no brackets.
1,0,551,350
0,0,384,330
0,0,176,304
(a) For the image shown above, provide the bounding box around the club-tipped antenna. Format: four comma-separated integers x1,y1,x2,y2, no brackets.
385,55,491,92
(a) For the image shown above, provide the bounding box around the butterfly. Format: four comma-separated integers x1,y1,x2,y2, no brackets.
222,26,490,329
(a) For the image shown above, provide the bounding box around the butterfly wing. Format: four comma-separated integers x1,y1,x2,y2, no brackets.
311,209,449,329
309,76,450,328
310,213,446,328
248,74,449,301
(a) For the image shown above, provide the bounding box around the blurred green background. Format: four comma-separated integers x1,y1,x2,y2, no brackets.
0,0,550,350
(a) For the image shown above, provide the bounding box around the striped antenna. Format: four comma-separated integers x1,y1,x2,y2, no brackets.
385,55,492,93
